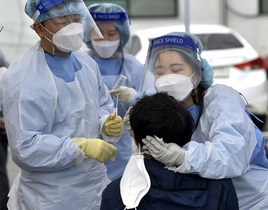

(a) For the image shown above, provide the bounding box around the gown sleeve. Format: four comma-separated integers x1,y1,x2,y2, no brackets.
177,84,257,179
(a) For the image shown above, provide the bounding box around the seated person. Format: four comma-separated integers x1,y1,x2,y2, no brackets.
100,92,239,210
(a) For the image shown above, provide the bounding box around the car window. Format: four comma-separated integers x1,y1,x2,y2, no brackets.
195,33,244,50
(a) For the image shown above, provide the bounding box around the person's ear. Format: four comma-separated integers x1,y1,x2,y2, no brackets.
33,23,45,38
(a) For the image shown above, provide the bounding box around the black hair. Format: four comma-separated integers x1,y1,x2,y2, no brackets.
129,92,195,147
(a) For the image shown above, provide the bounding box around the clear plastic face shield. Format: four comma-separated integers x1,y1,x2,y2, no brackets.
139,35,202,98
89,11,130,41
88,11,130,58
32,0,103,52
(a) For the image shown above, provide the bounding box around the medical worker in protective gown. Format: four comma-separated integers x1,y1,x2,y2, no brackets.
101,92,239,210
84,3,154,181
134,32,268,210
0,0,124,209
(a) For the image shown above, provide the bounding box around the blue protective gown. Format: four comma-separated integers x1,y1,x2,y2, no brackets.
88,51,145,181
0,42,116,210
175,84,268,210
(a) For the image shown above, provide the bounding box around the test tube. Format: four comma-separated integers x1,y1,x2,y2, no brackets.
113,75,127,89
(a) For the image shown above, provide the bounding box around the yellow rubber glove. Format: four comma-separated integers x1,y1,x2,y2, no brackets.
102,113,123,137
72,138,117,163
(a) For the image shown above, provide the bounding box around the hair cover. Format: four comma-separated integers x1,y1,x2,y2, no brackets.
25,0,88,23
85,3,130,49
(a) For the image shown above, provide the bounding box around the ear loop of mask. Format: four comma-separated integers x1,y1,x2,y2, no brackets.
134,144,144,156
189,72,199,105
138,144,144,156
190,72,197,85
40,24,56,55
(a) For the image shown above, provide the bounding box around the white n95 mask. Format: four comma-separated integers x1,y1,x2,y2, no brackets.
120,153,151,209
43,23,84,53
92,40,120,58
154,74,194,101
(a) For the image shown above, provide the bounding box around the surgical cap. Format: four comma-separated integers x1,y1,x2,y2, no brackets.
85,3,130,49
167,32,213,90
25,0,88,23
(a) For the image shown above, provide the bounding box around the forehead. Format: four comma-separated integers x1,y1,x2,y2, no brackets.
155,50,185,63
42,14,81,29
43,14,80,25
52,14,80,21
96,22,117,30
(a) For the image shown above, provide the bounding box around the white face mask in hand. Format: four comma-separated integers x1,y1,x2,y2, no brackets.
92,40,120,58
120,151,151,209
154,74,194,101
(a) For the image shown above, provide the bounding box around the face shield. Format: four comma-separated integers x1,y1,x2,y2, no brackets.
89,10,130,40
84,3,131,55
28,0,103,43
139,35,202,97
87,11,129,57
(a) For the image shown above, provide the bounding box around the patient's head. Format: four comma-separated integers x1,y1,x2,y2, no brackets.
129,92,195,148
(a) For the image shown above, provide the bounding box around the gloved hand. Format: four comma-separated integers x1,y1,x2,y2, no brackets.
110,86,136,104
102,113,123,137
72,137,117,163
142,136,185,166
123,106,134,137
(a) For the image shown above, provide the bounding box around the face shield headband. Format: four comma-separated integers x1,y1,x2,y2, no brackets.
90,11,131,25
33,0,64,22
149,35,201,66
32,0,103,42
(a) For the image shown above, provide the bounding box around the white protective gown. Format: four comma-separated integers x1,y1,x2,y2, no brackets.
0,42,116,210
176,84,268,210
89,52,143,181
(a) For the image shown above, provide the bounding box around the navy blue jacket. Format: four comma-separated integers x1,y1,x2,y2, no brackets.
100,158,239,210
